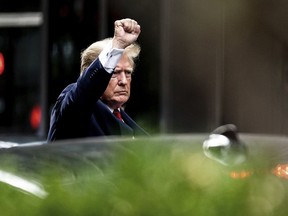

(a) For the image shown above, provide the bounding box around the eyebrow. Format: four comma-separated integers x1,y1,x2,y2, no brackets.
114,67,133,72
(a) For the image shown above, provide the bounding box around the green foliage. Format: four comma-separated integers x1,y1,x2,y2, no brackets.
1,140,288,215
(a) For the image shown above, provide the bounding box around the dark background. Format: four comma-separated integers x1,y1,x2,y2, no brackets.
1,0,288,141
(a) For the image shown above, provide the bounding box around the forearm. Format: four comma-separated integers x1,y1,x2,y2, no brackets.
59,39,124,113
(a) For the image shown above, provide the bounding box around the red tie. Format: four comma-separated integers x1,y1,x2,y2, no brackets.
113,109,123,121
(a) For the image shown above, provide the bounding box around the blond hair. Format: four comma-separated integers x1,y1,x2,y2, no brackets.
80,38,141,74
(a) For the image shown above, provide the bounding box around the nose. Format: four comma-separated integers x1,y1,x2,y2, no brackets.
118,71,128,84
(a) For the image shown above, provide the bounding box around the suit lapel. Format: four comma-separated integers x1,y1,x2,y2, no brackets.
121,110,149,136
95,101,134,136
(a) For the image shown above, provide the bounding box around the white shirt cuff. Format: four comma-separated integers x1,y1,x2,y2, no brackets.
99,41,124,73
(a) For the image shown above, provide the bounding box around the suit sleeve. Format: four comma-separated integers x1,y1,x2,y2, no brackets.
47,58,112,141
62,58,111,111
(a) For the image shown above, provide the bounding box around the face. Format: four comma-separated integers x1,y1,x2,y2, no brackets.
101,54,133,109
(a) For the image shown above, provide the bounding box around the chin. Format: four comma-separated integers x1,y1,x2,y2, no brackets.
115,97,129,105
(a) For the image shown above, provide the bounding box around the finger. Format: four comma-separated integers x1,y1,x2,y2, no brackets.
134,24,141,34
124,19,139,33
121,19,132,31
114,20,123,28
130,19,137,29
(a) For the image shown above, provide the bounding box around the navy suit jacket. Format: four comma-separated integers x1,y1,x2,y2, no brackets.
47,58,148,141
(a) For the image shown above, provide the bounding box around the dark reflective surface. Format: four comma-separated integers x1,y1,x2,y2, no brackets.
1,133,288,198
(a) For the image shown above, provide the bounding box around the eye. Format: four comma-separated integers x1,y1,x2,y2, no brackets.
112,71,120,78
125,71,132,77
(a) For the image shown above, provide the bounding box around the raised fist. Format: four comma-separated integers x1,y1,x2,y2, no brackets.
112,18,141,49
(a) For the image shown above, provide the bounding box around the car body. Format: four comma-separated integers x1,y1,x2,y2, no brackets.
1,132,288,215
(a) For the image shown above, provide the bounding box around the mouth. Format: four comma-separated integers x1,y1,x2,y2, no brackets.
115,91,128,95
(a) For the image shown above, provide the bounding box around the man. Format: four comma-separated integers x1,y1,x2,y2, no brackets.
47,18,148,141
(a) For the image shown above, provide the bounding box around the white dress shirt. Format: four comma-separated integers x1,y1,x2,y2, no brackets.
98,41,124,73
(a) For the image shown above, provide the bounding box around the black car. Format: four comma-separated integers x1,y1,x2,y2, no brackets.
1,125,288,215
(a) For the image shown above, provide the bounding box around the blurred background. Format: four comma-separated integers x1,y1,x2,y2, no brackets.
1,0,288,142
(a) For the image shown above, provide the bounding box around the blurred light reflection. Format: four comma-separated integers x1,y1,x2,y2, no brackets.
0,170,47,198
230,170,253,179
273,164,288,179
